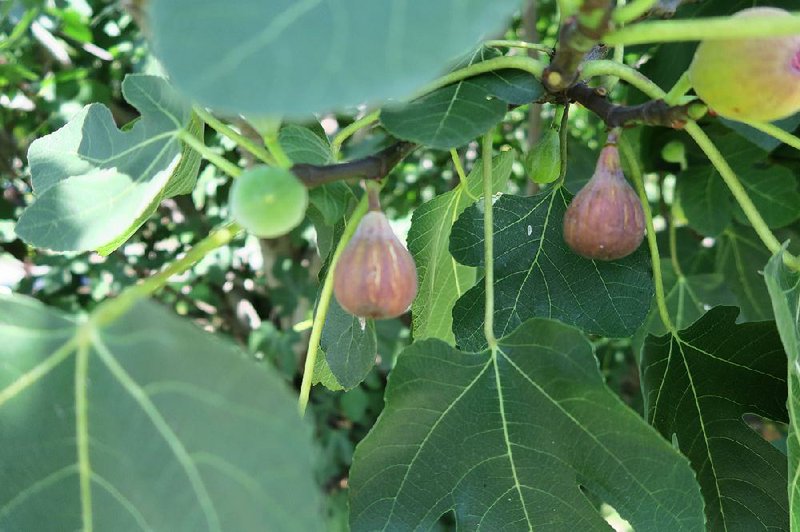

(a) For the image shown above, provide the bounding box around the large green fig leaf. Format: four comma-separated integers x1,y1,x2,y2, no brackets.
149,0,521,116
349,318,705,530
765,245,800,529
16,75,199,253
450,188,654,350
408,150,514,344
641,307,789,531
0,295,323,531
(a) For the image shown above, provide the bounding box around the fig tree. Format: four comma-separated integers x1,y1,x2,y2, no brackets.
334,209,418,319
689,7,800,122
229,166,308,238
563,139,645,261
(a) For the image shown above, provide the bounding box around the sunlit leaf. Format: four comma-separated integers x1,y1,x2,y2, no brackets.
16,75,197,253
149,0,522,116
408,151,514,343
0,295,323,530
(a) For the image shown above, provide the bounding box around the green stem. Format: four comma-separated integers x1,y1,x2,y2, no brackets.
612,0,656,24
331,111,380,160
668,216,684,278
684,122,800,270
665,71,692,105
619,136,675,334
193,107,277,166
482,131,498,349
741,121,800,153
582,60,666,98
92,223,242,327
605,12,800,45
451,149,478,201
178,129,242,178
263,131,292,169
557,104,570,183
298,194,371,414
483,40,553,55
414,56,546,100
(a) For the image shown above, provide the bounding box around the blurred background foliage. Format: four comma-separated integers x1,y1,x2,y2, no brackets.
2,1,796,528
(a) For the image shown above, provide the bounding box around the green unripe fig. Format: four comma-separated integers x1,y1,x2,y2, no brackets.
526,129,561,184
334,210,418,319
229,166,308,238
563,140,645,261
689,7,800,122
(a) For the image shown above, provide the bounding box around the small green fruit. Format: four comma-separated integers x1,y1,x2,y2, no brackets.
334,210,418,319
526,129,561,184
563,141,645,261
229,166,308,238
689,7,800,122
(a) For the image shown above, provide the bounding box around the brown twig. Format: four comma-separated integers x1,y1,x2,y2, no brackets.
565,83,707,128
543,0,615,91
291,141,417,187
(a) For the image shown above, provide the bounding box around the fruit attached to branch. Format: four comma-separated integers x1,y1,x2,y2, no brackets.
527,128,561,185
689,7,800,122
229,166,308,238
334,199,418,319
563,136,645,261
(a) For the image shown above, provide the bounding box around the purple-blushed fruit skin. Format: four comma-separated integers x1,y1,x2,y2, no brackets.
689,7,800,122
334,211,418,319
563,143,645,261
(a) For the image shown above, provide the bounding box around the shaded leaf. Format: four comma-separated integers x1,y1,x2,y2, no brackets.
678,165,733,237
716,224,774,321
280,124,332,165
321,298,377,390
764,245,800,529
312,350,345,392
408,150,514,343
0,295,323,530
641,307,789,531
349,318,705,531
381,80,507,150
450,188,654,350
17,75,195,253
149,0,521,116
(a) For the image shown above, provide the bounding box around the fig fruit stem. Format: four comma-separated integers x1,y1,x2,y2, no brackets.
619,137,676,334
605,12,800,45
91,222,243,328
450,149,479,201
299,194,371,415
664,71,692,106
192,107,277,167
177,128,242,178
331,110,380,161
612,0,656,24
263,129,293,169
481,131,499,350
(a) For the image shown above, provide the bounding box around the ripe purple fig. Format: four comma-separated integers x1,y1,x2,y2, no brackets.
563,140,645,261
333,210,418,319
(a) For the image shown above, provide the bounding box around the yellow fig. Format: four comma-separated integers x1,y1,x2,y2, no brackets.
689,7,800,122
